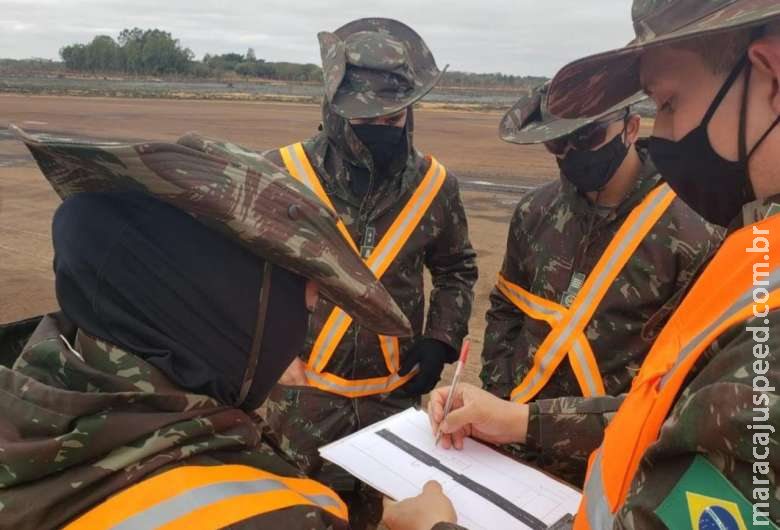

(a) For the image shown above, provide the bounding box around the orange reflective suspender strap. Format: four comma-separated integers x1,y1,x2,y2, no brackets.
280,143,447,397
506,183,676,403
64,465,348,530
575,215,780,530
497,275,602,398
280,143,358,254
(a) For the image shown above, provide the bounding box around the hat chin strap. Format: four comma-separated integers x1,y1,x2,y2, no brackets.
235,261,273,408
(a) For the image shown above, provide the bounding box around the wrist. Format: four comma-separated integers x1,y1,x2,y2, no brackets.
506,402,529,444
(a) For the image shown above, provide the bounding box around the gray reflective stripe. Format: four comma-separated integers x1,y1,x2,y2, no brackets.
306,364,419,394
369,163,444,273
501,279,570,402
501,280,565,321
580,269,780,527
381,335,399,370
111,478,342,530
296,149,439,376
572,339,600,396
288,144,354,373
542,186,673,376
512,341,560,402
305,493,343,508
583,450,615,529
286,145,321,198
512,187,672,404
311,311,348,371
660,268,780,389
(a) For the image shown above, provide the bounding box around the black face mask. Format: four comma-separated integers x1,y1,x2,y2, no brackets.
351,123,405,174
649,56,780,227
557,129,630,193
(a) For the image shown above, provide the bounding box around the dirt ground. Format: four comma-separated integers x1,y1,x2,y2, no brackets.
0,94,563,386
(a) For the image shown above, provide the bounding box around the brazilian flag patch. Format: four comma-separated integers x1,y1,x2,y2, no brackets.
655,456,776,530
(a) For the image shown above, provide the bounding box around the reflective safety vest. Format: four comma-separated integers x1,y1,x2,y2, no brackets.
499,183,677,403
280,143,447,398
64,464,348,530
575,214,780,529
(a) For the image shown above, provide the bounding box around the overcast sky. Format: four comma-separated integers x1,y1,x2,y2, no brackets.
0,0,635,76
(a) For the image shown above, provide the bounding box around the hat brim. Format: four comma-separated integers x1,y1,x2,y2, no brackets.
548,0,780,119
500,90,647,145
329,67,447,120
11,125,413,337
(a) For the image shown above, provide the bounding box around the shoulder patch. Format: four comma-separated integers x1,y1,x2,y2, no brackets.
655,456,777,530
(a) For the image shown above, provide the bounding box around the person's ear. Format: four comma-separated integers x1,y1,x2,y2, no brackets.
625,113,642,144
748,36,780,114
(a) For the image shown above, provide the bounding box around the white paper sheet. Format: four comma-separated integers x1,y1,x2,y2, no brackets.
319,408,581,530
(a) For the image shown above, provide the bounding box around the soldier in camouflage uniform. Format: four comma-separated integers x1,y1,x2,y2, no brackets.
262,18,477,528
0,127,461,530
481,83,723,485
423,1,780,529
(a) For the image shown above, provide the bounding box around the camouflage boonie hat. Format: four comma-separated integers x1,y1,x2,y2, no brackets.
318,17,447,119
499,81,647,145
548,0,780,119
11,125,412,337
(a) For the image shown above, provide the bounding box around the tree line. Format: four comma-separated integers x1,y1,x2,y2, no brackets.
60,29,194,75
56,28,544,87
58,28,322,81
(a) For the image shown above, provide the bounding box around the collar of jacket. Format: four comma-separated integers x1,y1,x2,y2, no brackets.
560,139,661,221
306,132,426,217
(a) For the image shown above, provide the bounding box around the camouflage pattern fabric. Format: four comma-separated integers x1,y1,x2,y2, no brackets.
11,125,411,337
547,0,780,119
522,202,780,527
0,313,348,530
319,18,446,120
265,386,411,527
499,81,647,145
524,308,780,528
481,147,723,393
481,148,723,484
264,91,476,526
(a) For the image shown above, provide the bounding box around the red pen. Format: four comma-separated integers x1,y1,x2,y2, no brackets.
434,338,470,447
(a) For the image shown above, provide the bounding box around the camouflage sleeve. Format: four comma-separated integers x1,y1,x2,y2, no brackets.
640,201,725,340
423,173,478,352
617,309,780,528
480,201,528,397
526,394,625,473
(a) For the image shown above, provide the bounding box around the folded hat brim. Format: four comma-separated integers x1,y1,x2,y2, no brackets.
500,91,647,145
12,125,413,337
548,0,780,119
329,67,447,120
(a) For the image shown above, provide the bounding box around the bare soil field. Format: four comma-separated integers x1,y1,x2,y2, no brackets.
0,94,565,385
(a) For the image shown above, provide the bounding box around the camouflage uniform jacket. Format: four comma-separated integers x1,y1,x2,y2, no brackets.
432,307,780,530
262,108,476,513
265,113,477,382
481,146,724,400
0,314,348,530
522,204,780,528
